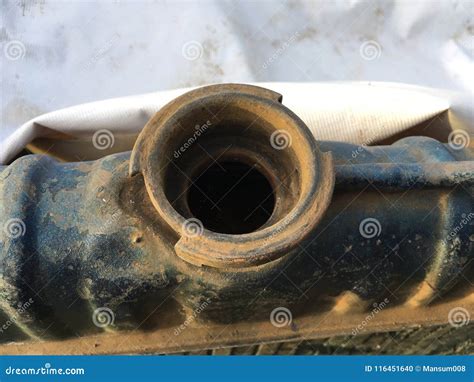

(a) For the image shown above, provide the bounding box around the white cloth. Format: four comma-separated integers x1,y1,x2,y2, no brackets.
0,81,471,164
1,0,472,163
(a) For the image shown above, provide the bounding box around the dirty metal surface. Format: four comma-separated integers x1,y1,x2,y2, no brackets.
0,84,472,354
0,294,472,355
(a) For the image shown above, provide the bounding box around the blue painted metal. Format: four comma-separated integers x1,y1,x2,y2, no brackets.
0,85,472,351
0,137,472,344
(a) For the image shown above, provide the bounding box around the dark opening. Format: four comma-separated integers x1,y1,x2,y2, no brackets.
187,161,275,234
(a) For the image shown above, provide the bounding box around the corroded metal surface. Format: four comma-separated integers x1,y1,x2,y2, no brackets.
0,84,472,354
1,294,472,355
130,84,334,268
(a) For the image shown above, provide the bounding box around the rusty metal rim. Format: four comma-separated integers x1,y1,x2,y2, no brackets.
130,84,335,268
